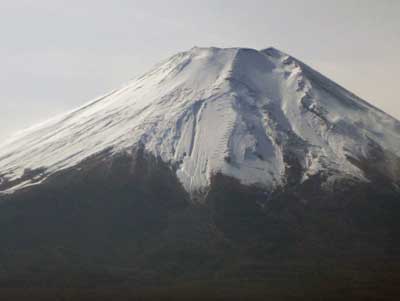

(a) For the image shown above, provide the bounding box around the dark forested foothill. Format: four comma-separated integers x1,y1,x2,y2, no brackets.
0,149,399,300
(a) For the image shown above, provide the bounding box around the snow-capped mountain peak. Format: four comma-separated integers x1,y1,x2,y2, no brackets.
0,47,399,194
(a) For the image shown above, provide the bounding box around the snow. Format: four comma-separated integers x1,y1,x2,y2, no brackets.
0,46,399,195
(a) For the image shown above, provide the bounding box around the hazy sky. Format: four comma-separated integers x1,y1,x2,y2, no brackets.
0,0,399,140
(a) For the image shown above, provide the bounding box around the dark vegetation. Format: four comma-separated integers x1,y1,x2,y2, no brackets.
0,148,399,300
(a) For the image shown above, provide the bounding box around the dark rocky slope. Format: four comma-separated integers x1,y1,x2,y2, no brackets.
0,148,399,299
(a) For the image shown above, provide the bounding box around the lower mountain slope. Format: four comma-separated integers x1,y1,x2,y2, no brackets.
0,148,399,299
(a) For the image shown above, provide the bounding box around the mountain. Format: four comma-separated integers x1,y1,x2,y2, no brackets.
0,47,400,300
1,46,399,195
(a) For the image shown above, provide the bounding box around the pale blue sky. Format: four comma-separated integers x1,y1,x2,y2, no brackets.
0,0,399,139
